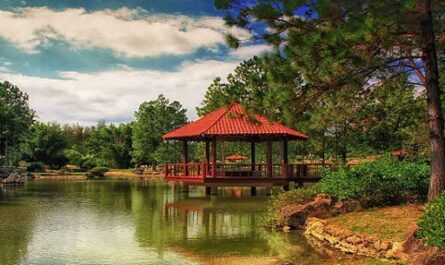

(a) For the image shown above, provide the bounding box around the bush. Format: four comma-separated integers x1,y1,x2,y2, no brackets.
86,166,109,178
27,161,45,172
319,156,430,206
417,192,445,247
261,185,320,227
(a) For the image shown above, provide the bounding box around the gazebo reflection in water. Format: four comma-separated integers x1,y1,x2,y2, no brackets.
163,103,331,195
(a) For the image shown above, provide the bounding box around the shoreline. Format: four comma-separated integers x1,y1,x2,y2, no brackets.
277,196,444,264
32,170,163,181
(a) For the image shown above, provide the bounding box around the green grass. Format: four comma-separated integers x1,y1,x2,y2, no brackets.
330,205,423,242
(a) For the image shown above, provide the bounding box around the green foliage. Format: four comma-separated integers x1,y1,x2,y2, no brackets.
86,166,109,178
132,95,187,165
0,166,27,175
25,122,68,169
63,122,133,169
261,185,320,227
85,121,133,168
215,0,445,187
26,161,45,172
0,81,35,166
216,0,445,88
417,192,445,247
196,56,303,126
64,149,84,168
319,156,430,206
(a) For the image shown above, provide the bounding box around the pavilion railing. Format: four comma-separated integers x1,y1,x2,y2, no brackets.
165,162,333,179
164,163,206,178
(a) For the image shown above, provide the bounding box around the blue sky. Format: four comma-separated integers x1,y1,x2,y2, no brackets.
0,0,270,124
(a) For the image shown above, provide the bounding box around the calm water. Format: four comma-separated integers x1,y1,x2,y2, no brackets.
0,180,384,265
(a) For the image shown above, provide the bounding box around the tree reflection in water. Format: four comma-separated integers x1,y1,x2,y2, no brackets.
0,186,37,265
0,181,379,265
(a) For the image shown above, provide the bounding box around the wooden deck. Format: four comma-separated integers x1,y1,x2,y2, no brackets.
164,163,330,185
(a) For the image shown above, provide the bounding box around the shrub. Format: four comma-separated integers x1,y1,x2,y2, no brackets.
261,185,320,227
417,192,445,247
86,166,109,178
319,156,430,206
27,161,45,172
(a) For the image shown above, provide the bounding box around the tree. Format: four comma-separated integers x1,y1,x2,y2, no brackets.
26,122,68,168
216,0,445,200
0,81,35,165
132,95,187,165
350,76,425,153
197,55,306,125
77,121,133,169
197,56,272,116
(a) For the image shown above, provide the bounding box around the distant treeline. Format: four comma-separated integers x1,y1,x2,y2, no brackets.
1,90,189,169
0,56,431,170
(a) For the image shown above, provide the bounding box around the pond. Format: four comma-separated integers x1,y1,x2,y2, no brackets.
0,180,386,265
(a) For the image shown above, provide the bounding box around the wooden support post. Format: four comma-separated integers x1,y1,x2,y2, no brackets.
211,186,217,196
205,141,210,176
205,186,217,196
265,186,272,196
266,140,273,178
211,139,217,178
250,141,256,172
250,186,257,196
182,140,188,176
282,139,288,178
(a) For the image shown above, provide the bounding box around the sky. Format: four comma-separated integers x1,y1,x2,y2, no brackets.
0,0,270,125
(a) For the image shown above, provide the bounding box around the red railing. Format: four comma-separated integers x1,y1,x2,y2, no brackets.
164,163,207,178
165,162,333,179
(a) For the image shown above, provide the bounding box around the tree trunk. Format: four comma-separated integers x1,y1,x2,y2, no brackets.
342,120,347,164
420,0,445,201
321,128,326,166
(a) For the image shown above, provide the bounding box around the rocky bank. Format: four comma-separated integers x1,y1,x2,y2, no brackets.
278,194,445,265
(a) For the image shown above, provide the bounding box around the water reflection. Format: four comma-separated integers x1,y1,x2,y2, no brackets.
0,186,37,265
0,180,378,265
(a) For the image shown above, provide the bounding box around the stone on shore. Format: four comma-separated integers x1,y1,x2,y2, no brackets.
277,194,362,228
1,172,34,185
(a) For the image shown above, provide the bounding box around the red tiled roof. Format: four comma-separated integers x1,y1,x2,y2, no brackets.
163,103,308,140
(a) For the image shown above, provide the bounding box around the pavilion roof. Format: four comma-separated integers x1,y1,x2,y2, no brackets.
163,103,308,141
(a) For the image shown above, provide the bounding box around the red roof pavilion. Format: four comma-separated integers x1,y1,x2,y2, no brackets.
163,103,308,141
162,103,312,189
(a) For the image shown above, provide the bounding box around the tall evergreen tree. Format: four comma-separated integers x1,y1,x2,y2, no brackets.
216,0,445,200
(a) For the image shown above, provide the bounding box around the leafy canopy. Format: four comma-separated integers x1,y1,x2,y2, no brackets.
132,95,187,165
0,81,35,165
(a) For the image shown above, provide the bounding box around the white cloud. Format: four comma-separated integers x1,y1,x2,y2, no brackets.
230,44,273,59
0,7,250,57
0,60,240,124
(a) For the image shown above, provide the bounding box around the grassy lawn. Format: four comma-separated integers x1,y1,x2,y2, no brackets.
329,204,424,242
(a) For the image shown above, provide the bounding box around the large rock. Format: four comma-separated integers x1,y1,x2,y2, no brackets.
278,194,334,228
277,194,362,228
333,199,362,214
